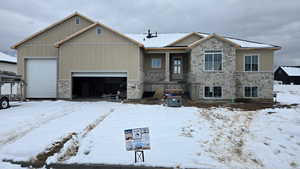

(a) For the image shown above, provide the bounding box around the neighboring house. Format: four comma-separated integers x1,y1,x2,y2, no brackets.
274,66,300,84
0,52,17,95
0,52,17,73
11,12,281,100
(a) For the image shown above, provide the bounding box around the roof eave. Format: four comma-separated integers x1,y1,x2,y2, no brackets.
11,12,95,49
144,47,189,50
0,61,17,64
238,47,282,50
165,32,204,47
55,22,144,48
188,33,241,49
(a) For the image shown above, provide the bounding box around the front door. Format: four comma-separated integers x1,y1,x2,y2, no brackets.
171,56,183,80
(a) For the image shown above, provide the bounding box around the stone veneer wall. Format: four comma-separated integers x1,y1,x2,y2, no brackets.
58,79,71,99
144,71,165,82
127,80,143,99
144,82,186,92
235,72,273,99
188,37,236,100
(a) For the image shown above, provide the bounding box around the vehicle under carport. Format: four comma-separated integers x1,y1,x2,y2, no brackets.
72,72,127,99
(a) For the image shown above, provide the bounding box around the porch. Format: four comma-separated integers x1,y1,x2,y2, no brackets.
143,49,190,92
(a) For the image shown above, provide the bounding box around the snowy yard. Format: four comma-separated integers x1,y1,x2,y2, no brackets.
0,85,299,169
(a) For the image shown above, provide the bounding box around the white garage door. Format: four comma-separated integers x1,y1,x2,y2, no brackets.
26,59,57,98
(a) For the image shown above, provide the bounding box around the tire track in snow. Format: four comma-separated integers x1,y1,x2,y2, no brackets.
25,108,115,167
197,109,266,169
0,103,81,148
53,108,114,162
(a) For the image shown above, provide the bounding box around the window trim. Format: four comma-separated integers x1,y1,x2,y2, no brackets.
203,86,223,99
243,54,260,72
172,56,183,74
151,58,162,69
243,86,259,98
75,16,80,25
203,49,223,72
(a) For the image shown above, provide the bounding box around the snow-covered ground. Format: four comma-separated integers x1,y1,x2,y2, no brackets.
0,85,299,169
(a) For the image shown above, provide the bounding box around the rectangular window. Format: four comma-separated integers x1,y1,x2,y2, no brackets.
173,58,182,74
151,58,161,68
244,87,258,97
204,86,222,98
75,16,80,24
204,50,222,71
245,55,258,71
96,27,101,35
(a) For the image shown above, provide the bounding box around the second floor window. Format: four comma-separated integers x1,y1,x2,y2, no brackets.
75,16,80,24
245,55,258,71
96,27,101,35
204,50,222,71
151,58,161,68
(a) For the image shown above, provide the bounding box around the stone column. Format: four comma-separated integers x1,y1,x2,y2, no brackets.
165,52,170,82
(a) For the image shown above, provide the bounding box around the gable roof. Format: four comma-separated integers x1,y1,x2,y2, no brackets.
126,32,280,50
165,32,204,46
55,22,144,47
11,12,281,50
198,33,281,49
11,12,94,49
280,66,300,76
189,33,241,48
0,52,17,64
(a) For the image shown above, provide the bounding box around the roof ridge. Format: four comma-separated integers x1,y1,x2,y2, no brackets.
55,22,143,47
198,32,279,47
11,12,95,49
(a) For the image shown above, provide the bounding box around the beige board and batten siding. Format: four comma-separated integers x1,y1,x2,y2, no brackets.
16,15,93,77
236,49,274,72
59,25,141,80
235,49,274,100
172,34,202,46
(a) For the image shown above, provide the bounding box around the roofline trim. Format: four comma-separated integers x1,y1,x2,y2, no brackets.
188,33,241,48
238,47,282,50
165,32,204,47
54,22,144,48
0,60,17,64
11,12,95,49
144,47,189,50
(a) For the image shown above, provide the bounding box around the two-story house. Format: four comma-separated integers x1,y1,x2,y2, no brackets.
11,12,280,101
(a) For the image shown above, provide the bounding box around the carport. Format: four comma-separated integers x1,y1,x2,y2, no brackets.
72,72,127,99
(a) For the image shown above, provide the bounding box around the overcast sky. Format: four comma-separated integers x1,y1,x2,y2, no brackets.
0,0,299,67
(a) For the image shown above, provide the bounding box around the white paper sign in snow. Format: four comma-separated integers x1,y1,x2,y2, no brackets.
124,127,150,151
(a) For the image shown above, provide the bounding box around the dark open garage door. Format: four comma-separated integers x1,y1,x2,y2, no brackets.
72,72,127,99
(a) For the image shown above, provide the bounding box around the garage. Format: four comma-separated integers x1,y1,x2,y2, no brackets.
26,59,57,98
72,72,127,99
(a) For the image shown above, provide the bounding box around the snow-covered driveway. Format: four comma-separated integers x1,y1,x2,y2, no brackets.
0,101,115,169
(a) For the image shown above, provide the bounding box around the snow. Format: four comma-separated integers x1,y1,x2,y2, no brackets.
0,101,115,168
126,33,189,48
280,66,300,76
274,84,300,104
125,32,277,48
65,104,221,168
0,84,299,169
0,52,17,63
245,108,300,169
197,33,276,48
